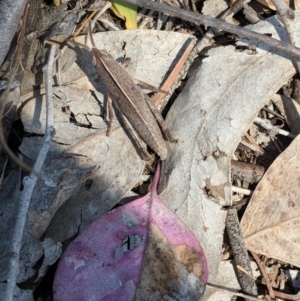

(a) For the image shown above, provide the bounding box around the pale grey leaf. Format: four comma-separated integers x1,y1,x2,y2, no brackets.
160,13,300,298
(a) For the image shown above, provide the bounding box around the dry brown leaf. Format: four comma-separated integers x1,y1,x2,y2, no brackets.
241,135,300,267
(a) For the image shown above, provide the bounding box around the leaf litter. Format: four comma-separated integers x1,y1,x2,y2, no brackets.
1,1,300,301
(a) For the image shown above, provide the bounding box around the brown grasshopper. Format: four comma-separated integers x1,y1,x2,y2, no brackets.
73,25,177,160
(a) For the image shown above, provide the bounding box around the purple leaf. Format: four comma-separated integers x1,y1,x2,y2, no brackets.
53,163,208,301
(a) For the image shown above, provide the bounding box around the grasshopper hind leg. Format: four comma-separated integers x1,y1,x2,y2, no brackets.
144,95,178,143
115,107,152,161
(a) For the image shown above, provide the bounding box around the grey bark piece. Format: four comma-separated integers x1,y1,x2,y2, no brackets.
159,13,299,299
27,156,98,239
226,209,257,298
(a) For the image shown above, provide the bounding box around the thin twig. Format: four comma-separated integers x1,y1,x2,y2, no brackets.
250,251,275,299
90,1,112,30
232,186,252,195
4,44,56,301
73,10,98,37
139,9,155,29
151,38,195,108
222,0,250,21
122,0,300,58
245,132,263,153
98,17,121,31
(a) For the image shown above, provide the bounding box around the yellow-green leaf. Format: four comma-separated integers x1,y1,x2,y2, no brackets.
110,0,138,29
53,0,60,6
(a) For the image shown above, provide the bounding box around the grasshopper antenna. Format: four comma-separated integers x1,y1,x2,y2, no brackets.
88,22,97,48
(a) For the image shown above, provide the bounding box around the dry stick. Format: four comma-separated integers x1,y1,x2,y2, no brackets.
222,0,251,21
0,2,32,173
90,1,112,30
98,17,121,31
195,0,242,54
139,9,155,29
250,251,275,299
4,44,56,301
271,0,300,74
243,4,263,23
226,209,258,300
245,132,262,153
231,160,265,183
232,186,252,195
151,38,195,107
122,0,300,58
240,138,264,155
156,0,163,30
73,10,98,37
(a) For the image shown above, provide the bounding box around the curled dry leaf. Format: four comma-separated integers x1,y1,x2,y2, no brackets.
159,13,300,299
241,135,300,267
53,164,208,301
